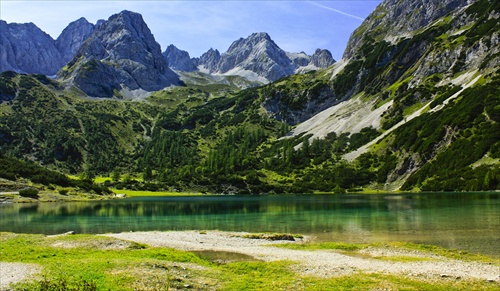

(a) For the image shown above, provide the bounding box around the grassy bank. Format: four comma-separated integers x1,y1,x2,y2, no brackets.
1,233,498,290
112,189,204,197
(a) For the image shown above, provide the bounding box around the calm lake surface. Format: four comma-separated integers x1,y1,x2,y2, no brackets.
1,193,499,258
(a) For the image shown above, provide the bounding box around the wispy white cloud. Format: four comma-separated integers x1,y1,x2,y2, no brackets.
307,1,365,21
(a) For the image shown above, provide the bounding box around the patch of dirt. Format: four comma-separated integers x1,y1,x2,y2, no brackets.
0,262,40,290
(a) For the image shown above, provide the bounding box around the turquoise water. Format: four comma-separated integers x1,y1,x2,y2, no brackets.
1,193,499,257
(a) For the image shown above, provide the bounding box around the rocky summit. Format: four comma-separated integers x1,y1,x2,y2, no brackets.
163,45,198,72
0,20,64,75
58,10,181,97
55,17,95,65
194,32,335,82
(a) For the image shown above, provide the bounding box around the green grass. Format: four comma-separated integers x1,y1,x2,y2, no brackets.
112,189,203,197
386,242,500,264
1,233,498,290
276,242,369,252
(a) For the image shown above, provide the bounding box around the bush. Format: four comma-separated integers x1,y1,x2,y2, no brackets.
58,189,69,195
19,188,39,198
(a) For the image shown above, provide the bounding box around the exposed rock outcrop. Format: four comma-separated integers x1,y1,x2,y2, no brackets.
0,20,64,75
58,10,181,97
55,17,95,64
195,48,221,73
162,44,197,72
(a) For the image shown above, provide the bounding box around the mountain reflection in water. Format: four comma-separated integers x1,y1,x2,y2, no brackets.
1,193,498,258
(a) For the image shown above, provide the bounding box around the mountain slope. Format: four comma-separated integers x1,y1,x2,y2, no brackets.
0,20,64,75
0,0,498,193
289,0,500,190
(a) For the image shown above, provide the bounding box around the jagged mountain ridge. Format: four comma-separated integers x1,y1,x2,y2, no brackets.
0,21,65,75
164,33,335,83
2,13,335,94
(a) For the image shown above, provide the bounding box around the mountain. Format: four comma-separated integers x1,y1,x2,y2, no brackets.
195,33,335,82
163,44,197,72
0,0,498,194
288,49,335,72
57,10,181,98
1,15,334,89
0,20,64,75
215,32,295,82
195,48,221,73
285,0,500,190
55,17,95,64
344,0,470,59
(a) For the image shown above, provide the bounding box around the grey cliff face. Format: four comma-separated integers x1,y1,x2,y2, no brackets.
0,20,64,75
217,32,295,82
311,49,335,68
197,48,221,73
59,10,180,97
163,44,197,72
55,17,95,64
287,52,311,67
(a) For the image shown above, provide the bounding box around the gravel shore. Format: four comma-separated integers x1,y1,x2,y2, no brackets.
2,230,499,289
105,230,500,283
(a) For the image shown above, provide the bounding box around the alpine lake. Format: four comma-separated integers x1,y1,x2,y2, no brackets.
1,192,499,258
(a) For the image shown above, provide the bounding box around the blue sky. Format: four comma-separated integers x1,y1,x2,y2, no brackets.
0,1,382,60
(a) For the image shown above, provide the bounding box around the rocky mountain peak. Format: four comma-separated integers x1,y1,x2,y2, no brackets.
197,48,221,73
217,32,294,82
58,10,180,97
163,44,197,72
311,49,335,68
55,17,95,64
0,20,64,75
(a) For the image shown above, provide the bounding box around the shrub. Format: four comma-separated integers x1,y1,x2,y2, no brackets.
58,189,69,195
19,188,39,198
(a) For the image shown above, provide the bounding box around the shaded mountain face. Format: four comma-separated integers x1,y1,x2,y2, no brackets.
311,49,335,68
162,45,197,72
0,20,64,75
55,17,95,64
58,10,181,97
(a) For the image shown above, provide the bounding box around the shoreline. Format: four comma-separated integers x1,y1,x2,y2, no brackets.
2,230,499,290
103,230,500,282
